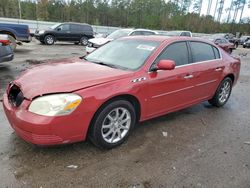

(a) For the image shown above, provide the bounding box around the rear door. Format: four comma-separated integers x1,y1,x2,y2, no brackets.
188,41,224,100
70,24,82,41
146,41,198,117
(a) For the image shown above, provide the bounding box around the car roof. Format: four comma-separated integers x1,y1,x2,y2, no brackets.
63,22,91,26
120,35,216,45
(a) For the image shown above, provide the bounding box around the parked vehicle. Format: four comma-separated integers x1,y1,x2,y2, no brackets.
243,38,250,48
34,22,94,45
3,36,240,149
163,30,192,37
211,33,239,48
0,22,31,50
86,28,157,53
0,34,14,63
239,35,250,45
214,38,235,54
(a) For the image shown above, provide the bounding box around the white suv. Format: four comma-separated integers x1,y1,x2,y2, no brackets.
86,28,157,53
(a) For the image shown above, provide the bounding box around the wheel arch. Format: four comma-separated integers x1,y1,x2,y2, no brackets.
87,94,141,137
225,73,235,84
0,30,16,39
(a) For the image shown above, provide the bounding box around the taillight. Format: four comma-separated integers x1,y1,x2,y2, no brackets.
0,39,11,46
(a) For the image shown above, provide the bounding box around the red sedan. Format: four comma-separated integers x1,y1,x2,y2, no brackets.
214,38,235,54
3,36,241,149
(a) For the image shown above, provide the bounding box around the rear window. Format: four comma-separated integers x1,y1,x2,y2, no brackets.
71,24,93,32
190,41,216,63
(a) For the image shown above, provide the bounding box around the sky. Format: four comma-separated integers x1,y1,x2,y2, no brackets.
199,0,250,22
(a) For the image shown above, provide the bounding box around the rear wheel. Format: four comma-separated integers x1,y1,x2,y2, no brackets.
89,100,136,149
44,35,55,45
209,77,233,107
80,36,88,46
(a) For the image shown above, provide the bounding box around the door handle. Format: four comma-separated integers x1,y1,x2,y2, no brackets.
184,74,194,79
215,67,222,71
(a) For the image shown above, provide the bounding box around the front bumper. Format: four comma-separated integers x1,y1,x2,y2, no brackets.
34,34,45,41
3,93,90,145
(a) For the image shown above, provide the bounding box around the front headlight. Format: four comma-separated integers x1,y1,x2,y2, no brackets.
38,30,45,34
28,94,82,116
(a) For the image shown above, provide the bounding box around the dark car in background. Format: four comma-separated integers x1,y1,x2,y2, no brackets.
0,34,14,63
243,38,250,48
239,35,250,45
34,22,94,46
0,22,31,50
214,38,235,54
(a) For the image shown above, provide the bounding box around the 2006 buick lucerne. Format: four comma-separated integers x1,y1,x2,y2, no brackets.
3,36,241,149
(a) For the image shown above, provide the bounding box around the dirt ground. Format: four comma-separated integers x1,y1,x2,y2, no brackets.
0,40,249,188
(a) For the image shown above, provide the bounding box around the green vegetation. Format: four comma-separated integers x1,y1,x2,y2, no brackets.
0,0,250,34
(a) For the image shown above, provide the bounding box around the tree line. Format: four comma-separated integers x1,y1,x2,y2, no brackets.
0,0,250,34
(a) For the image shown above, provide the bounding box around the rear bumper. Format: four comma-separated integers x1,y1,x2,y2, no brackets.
0,53,14,63
2,93,90,146
17,35,32,43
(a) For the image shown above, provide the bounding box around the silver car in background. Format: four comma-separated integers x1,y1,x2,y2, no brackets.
0,34,14,63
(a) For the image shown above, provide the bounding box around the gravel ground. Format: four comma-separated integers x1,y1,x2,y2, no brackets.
0,40,249,188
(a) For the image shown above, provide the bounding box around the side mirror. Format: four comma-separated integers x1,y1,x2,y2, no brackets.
57,27,61,31
156,60,176,71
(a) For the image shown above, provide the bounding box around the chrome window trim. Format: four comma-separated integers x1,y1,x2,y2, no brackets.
148,40,222,73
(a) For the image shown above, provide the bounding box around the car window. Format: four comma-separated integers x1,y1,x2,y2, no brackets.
190,41,215,63
213,46,220,59
215,39,221,43
142,31,155,35
58,24,70,31
71,24,82,32
221,39,227,43
181,32,191,37
155,42,189,66
130,31,142,36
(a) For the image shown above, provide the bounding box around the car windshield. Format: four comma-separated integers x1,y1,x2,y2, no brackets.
106,29,132,40
85,39,160,70
50,23,61,30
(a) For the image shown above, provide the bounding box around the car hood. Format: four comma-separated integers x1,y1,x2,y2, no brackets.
14,58,133,100
88,37,113,46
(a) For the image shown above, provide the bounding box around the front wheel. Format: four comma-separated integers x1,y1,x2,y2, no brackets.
89,100,136,149
209,77,233,107
44,35,55,45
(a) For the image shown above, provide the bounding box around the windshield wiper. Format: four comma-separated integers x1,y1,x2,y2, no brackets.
81,58,129,70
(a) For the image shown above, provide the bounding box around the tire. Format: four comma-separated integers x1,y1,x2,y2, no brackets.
80,36,88,46
89,100,136,149
44,35,55,45
8,35,17,51
208,77,233,107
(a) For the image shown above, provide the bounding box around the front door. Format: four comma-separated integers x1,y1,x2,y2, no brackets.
55,24,71,41
146,41,197,118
